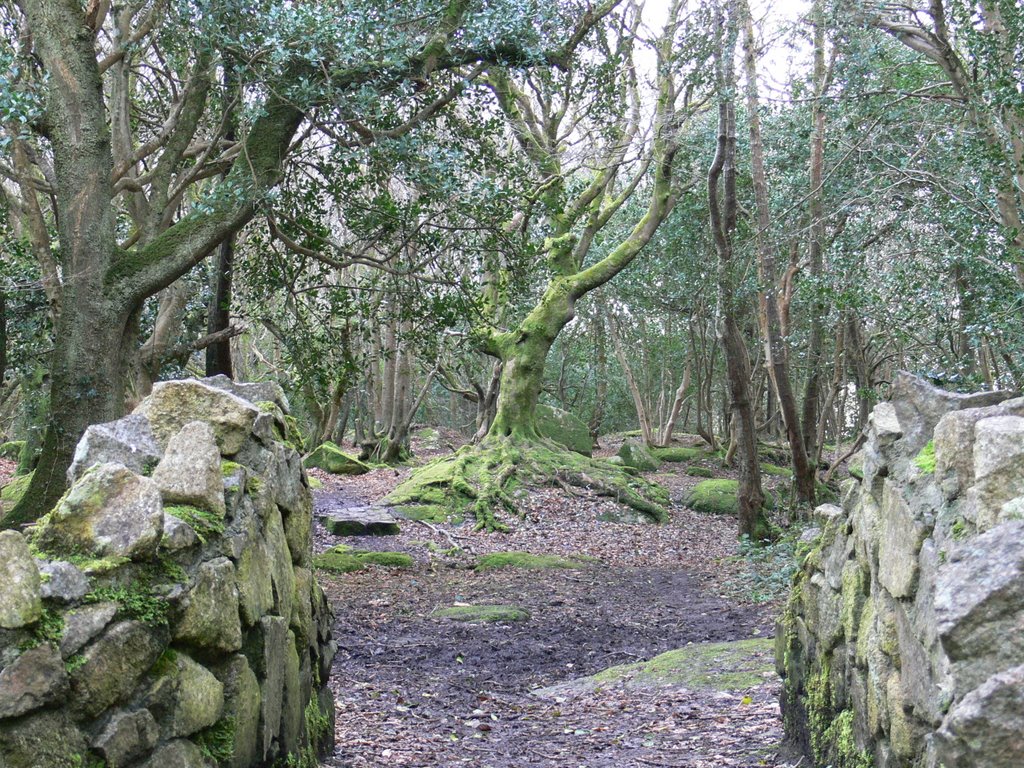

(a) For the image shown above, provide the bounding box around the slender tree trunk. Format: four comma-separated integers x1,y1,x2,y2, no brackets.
740,0,815,504
589,301,608,442
801,0,828,461
660,363,690,445
709,0,768,540
608,311,654,444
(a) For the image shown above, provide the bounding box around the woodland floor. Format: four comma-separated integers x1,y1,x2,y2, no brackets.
311,431,803,768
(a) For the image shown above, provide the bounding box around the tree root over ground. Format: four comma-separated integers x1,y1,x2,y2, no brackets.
386,436,670,531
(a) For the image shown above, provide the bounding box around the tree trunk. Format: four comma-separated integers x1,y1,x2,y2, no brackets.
709,0,768,541
205,236,235,378
740,0,815,505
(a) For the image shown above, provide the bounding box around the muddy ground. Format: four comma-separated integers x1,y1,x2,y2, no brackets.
310,434,799,768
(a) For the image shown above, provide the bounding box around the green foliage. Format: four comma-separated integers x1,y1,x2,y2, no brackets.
914,441,936,474
724,533,800,604
195,717,237,763
85,584,169,627
164,504,225,544
20,606,65,651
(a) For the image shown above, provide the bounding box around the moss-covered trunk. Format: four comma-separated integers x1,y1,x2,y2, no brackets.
486,282,571,442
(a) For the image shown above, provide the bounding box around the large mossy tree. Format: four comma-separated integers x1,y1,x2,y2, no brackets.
0,0,617,528
389,1,707,527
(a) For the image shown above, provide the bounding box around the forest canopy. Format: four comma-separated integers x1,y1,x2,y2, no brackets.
1,0,1022,537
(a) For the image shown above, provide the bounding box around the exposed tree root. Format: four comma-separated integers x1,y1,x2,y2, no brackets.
386,436,670,531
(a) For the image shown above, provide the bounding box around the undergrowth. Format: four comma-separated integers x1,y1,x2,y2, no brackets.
723,531,801,604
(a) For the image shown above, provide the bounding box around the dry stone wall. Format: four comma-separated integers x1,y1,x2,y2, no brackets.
777,373,1024,768
0,376,336,768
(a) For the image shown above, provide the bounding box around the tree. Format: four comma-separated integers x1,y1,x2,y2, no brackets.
708,0,770,541
0,0,616,528
388,1,704,527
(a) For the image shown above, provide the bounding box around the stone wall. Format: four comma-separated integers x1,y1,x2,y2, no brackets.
0,377,336,768
777,373,1024,768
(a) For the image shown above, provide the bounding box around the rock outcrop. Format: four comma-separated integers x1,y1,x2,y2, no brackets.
777,373,1024,768
0,378,335,768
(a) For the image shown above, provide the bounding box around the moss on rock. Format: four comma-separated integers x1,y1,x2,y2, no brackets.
683,478,777,516
432,605,530,623
314,546,414,574
650,446,705,463
476,551,595,571
302,443,370,475
535,404,592,456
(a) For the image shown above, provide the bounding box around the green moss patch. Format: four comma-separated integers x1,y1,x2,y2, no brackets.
650,446,706,463
303,442,370,475
685,466,715,478
761,462,793,478
0,440,25,460
683,479,777,515
1,471,33,506
537,638,774,697
476,551,596,571
165,504,225,544
432,604,530,623
314,545,414,574
683,479,740,515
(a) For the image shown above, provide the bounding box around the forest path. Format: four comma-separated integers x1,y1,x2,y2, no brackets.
310,446,795,768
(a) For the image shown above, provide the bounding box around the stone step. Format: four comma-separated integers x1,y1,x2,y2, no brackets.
318,507,400,536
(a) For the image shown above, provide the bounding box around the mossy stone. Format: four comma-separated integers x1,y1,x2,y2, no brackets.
685,466,715,478
683,479,741,515
475,551,594,571
314,546,414,574
617,441,661,471
432,605,530,623
650,446,705,463
302,442,369,475
0,472,32,510
539,638,774,697
0,710,88,768
535,404,592,456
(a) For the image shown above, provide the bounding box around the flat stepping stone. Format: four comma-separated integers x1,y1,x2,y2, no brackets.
431,605,530,623
319,507,400,536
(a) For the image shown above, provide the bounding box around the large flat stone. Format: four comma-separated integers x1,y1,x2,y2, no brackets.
35,463,163,561
0,643,68,719
152,421,226,517
174,557,243,653
320,506,400,536
934,664,1024,768
135,379,258,455
935,521,1024,692
67,413,162,484
877,480,928,598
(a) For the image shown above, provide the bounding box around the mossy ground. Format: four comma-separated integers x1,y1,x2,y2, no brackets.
432,605,530,623
315,545,414,573
760,462,793,478
475,551,597,571
386,436,669,531
685,466,715,478
538,638,775,697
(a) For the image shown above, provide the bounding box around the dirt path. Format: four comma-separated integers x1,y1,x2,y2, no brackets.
312,456,795,768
